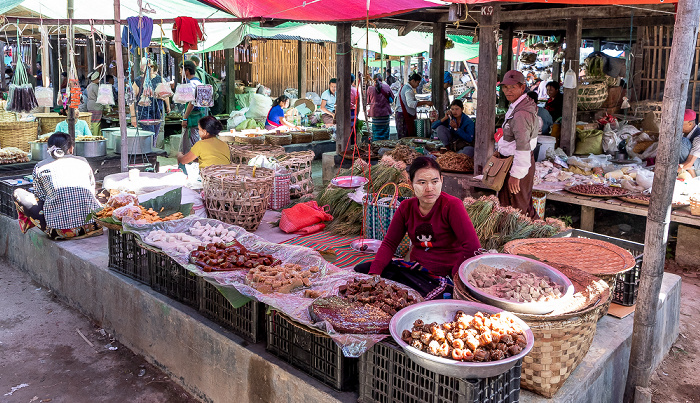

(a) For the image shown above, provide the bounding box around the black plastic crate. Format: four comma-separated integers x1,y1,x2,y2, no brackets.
266,310,358,391
107,229,150,285
149,249,199,309
0,176,33,219
199,280,266,343
554,229,644,306
359,340,521,403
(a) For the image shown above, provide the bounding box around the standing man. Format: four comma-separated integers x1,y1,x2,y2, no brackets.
497,70,540,218
395,73,433,138
320,78,337,127
189,55,207,84
179,61,204,174
35,62,42,86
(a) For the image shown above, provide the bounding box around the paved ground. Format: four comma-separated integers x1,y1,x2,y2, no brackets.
0,259,197,403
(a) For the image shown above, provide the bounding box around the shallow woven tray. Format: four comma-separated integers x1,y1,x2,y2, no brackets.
234,135,266,145
564,185,629,198
503,237,636,276
309,128,331,141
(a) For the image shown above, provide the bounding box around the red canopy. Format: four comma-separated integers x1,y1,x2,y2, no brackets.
197,0,435,21
443,0,675,4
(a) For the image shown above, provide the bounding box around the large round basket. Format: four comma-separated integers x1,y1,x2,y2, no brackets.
200,164,274,231
278,150,315,198
229,144,286,165
290,131,313,144
265,133,292,146
308,128,331,141
34,112,92,135
233,135,266,145
577,82,608,111
0,120,39,152
454,264,611,398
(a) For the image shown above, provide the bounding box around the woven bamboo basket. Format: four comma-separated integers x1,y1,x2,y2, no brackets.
690,197,700,216
631,100,663,125
577,82,608,111
0,101,18,123
454,265,611,398
278,150,314,198
200,164,274,231
265,133,292,146
0,120,39,152
233,135,266,145
34,112,92,135
229,144,286,165
290,131,313,144
308,128,332,141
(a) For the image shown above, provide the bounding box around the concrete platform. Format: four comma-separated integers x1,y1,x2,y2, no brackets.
0,214,681,403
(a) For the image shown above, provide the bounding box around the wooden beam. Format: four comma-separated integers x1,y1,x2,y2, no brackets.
560,18,582,156
632,26,646,102
474,3,500,175
8,17,264,26
225,47,236,113
298,40,307,97
399,21,422,37
335,22,352,155
498,24,514,110
625,0,700,401
502,5,674,23
431,22,447,114
512,16,675,32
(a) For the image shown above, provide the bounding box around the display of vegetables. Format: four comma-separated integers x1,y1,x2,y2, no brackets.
190,241,280,272
235,118,264,130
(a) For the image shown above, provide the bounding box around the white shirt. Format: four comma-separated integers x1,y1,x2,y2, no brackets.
395,84,418,115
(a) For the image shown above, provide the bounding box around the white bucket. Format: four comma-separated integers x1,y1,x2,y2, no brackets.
536,135,556,162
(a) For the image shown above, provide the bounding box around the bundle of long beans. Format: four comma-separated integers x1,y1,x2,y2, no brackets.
5,61,38,113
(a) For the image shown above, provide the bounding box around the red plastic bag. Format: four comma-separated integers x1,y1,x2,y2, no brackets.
279,201,332,233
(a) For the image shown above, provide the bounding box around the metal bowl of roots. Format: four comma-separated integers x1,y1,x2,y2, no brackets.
458,253,574,315
389,300,534,378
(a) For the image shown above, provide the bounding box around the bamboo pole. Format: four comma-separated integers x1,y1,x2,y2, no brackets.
624,0,700,401
113,0,128,172
67,0,76,143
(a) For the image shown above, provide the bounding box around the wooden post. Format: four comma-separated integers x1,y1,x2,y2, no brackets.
40,26,50,88
560,18,582,156
404,55,411,82
86,35,94,75
624,0,700,401
431,22,447,113
113,0,129,172
67,0,76,142
474,3,500,175
29,40,37,81
225,47,236,113
335,22,352,155
632,27,646,102
499,24,514,110
0,41,5,91
592,39,601,52
298,40,307,97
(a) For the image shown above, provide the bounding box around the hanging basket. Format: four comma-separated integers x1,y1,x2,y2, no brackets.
577,82,608,111
290,131,313,144
229,144,286,165
200,165,275,232
277,150,315,198
265,133,292,146
0,120,38,152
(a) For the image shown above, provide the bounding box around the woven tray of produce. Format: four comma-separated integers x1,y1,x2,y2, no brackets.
503,237,636,276
436,151,474,173
618,194,689,209
564,184,629,198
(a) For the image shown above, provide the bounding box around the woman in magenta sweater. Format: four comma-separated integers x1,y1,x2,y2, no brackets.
354,157,481,299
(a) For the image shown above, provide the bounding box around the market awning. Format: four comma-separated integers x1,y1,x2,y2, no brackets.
441,0,676,4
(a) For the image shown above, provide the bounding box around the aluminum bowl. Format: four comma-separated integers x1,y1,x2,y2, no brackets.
389,300,534,378
458,253,574,315
331,175,368,188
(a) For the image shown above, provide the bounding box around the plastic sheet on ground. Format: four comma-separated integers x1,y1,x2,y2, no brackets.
123,216,391,357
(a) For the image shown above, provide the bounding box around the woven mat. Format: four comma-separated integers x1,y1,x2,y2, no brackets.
282,232,374,268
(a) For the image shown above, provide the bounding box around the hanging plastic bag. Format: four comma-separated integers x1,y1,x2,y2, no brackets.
195,84,214,108
155,81,173,100
96,84,115,105
172,83,196,104
124,85,136,105
138,95,152,107
35,87,53,108
227,108,249,130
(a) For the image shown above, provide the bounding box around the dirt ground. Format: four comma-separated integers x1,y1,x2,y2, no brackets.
0,259,197,403
650,261,700,403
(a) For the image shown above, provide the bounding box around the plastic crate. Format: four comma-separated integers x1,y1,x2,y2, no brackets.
0,176,33,219
149,249,199,309
358,340,521,403
198,280,266,343
107,229,150,285
266,310,358,391
554,229,644,306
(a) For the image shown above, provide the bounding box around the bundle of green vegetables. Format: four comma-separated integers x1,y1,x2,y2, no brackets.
235,118,264,130
463,196,568,251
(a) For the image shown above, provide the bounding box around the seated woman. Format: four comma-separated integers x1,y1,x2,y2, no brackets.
54,105,92,137
265,95,300,131
432,99,475,156
544,81,563,122
177,116,232,169
354,157,481,299
13,132,102,240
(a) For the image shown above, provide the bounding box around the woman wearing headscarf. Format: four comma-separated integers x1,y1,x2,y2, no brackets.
366,74,393,141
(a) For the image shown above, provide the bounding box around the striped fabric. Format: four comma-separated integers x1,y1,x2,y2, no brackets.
282,232,374,269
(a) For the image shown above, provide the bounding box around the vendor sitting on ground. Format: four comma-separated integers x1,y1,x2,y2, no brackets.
544,81,563,122
13,132,102,240
54,105,92,137
678,109,700,176
526,91,553,135
354,157,481,299
177,116,232,169
265,95,300,131
432,99,475,156
320,78,337,127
